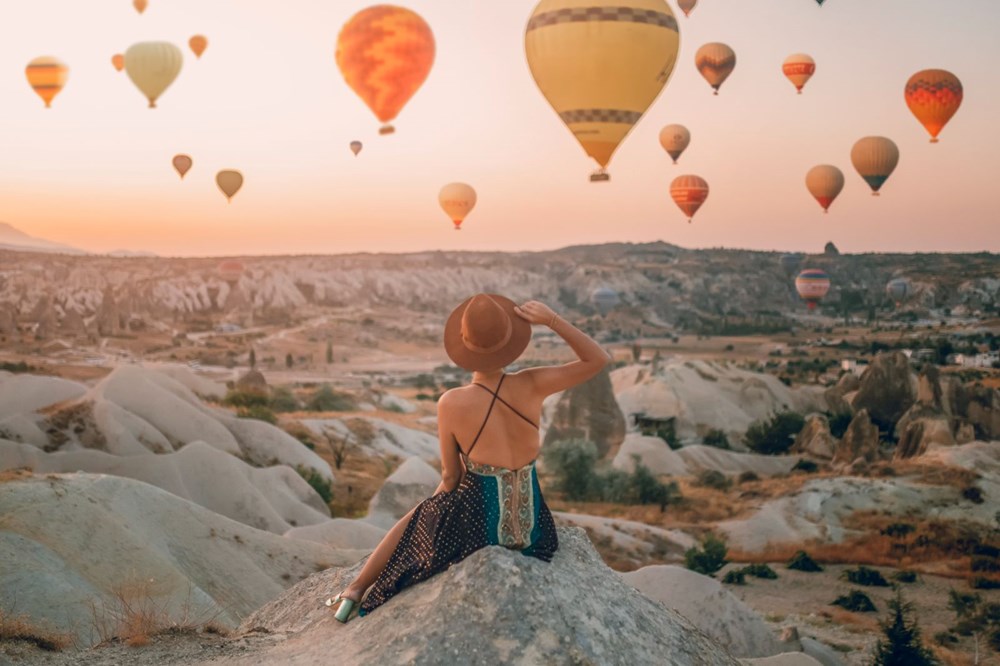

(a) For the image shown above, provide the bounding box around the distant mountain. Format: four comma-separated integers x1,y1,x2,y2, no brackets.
0,222,87,255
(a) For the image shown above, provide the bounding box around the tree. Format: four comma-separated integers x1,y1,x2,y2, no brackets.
872,590,938,666
684,534,728,578
322,428,355,470
249,347,256,369
947,589,1000,665
743,411,806,455
326,339,334,364
631,342,642,363
285,352,293,369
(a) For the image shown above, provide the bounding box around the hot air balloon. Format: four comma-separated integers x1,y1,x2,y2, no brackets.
795,269,830,311
677,0,697,17
525,0,680,181
172,154,192,180
670,175,709,223
133,0,148,14
780,253,803,277
850,136,899,196
886,278,911,306
216,170,244,203
350,141,363,156
805,165,844,213
218,260,245,283
782,54,815,94
591,287,620,316
189,35,208,59
439,183,477,230
336,6,435,135
659,124,690,164
695,43,735,95
25,57,68,108
111,54,125,72
904,69,962,143
124,42,183,108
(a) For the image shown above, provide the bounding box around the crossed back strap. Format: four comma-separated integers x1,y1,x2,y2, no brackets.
465,374,539,456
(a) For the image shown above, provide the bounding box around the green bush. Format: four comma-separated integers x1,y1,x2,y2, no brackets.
306,384,357,412
722,569,746,585
962,486,985,504
970,577,1000,590
684,535,728,578
702,429,730,450
740,563,778,580
791,459,819,474
787,550,823,572
269,387,300,413
695,469,732,491
833,590,877,613
843,565,890,587
237,405,277,424
628,457,681,510
296,465,332,504
893,571,918,584
881,523,915,539
872,591,937,665
0,361,32,373
224,389,268,409
737,471,759,484
743,411,806,455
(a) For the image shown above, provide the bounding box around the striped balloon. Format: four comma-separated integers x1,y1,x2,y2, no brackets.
670,174,709,222
695,43,735,95
677,0,696,17
25,57,68,108
850,136,899,196
782,54,815,94
795,269,830,310
905,69,962,143
805,165,844,213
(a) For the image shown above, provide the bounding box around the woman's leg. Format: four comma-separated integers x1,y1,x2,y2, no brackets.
340,506,416,600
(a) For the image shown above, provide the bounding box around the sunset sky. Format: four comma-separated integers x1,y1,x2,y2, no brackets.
2,0,998,257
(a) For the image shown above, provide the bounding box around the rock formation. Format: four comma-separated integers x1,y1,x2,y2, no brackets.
543,365,625,458
792,414,836,461
364,456,439,529
236,369,268,394
851,352,917,429
832,409,880,467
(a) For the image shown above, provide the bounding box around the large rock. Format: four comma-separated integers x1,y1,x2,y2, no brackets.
553,511,696,566
791,414,836,461
232,528,741,665
832,409,880,467
620,564,787,658
823,374,859,416
364,456,439,529
851,352,917,429
895,416,956,459
302,416,439,462
285,518,387,550
543,365,625,458
612,433,690,475
677,445,799,477
957,384,1000,441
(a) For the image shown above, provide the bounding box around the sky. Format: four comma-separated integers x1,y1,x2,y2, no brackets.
1,0,998,257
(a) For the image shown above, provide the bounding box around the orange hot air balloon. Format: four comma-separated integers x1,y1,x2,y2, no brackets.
782,53,815,94
904,69,963,143
695,43,735,95
336,6,435,135
439,183,477,230
216,170,244,203
172,154,193,180
805,165,844,213
189,35,208,59
25,57,68,108
670,175,709,223
133,0,148,14
111,54,125,72
851,136,899,196
678,0,697,17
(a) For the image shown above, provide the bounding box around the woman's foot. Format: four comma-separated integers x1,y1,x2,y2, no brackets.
325,586,364,623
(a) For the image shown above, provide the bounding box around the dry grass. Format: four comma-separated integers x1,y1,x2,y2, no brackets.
820,607,880,634
0,608,73,651
0,467,33,483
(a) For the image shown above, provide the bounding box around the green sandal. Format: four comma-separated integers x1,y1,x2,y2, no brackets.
325,593,360,623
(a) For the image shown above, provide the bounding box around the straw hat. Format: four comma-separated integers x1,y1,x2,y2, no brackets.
444,294,531,372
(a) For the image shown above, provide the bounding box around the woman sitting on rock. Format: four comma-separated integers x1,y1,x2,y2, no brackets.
327,294,611,621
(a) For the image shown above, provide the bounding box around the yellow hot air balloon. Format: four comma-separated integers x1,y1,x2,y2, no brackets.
216,170,244,203
670,174,709,223
805,165,844,213
111,54,125,72
172,154,193,180
850,136,899,196
189,35,208,59
336,6,435,135
782,53,815,94
350,141,363,156
439,183,477,231
124,42,183,108
525,0,680,181
678,0,697,17
133,0,148,14
659,124,690,164
904,69,963,143
25,57,68,108
695,43,735,95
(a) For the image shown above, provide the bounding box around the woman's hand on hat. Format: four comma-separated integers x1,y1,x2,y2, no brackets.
514,301,557,327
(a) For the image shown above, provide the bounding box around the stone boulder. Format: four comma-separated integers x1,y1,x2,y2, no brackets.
956,384,1000,441
543,365,625,458
611,433,690,476
235,369,269,394
851,352,917,429
791,414,836,461
235,527,741,665
824,374,859,416
832,409,880,467
364,456,439,529
895,416,956,459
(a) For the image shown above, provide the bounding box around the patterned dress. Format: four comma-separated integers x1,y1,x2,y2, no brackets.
358,375,559,617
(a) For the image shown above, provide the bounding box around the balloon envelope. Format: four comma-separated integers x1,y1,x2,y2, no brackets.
904,69,962,142
659,124,690,164
124,42,183,108
591,287,620,316
172,154,192,179
850,136,899,196
25,57,68,108
525,0,680,175
218,260,245,282
439,183,477,230
795,269,830,310
782,53,815,94
805,165,844,213
133,0,148,14
886,278,911,304
670,175,709,222
111,54,125,72
677,0,696,17
695,43,735,94
216,170,244,202
350,141,363,156
336,6,435,134
189,35,208,59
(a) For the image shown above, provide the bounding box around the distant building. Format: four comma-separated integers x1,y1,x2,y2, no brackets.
841,359,869,376
953,352,999,368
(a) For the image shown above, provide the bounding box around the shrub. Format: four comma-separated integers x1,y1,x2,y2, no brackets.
787,550,823,572
0,609,71,651
306,385,356,412
628,458,680,511
871,591,937,665
695,469,732,491
738,471,759,484
743,411,806,455
932,630,958,646
702,429,730,450
843,565,890,587
881,523,915,539
970,577,1000,590
893,571,918,584
741,563,778,580
296,465,333,504
224,389,268,409
0,361,33,374
962,486,985,504
828,411,853,439
237,405,277,424
269,387,300,413
792,459,818,473
833,590,877,613
684,535,728,578
722,569,746,585
543,439,601,502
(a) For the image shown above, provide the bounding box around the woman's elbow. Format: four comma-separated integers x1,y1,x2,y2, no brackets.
441,472,462,492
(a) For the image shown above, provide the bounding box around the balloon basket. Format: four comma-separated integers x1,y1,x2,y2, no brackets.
930,138,939,144
872,192,880,197
379,125,395,135
590,171,610,183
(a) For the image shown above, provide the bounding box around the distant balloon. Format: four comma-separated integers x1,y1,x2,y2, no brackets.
172,154,192,180
336,6,435,135
805,165,845,213
886,278,912,305
124,42,183,108
678,0,697,17
25,57,68,108
133,0,148,14
780,253,803,277
439,183,477,231
782,54,815,94
350,140,363,156
814,0,827,5
795,269,831,311
189,35,208,59
904,69,962,143
670,175,709,223
591,287,620,316
695,43,735,95
218,260,245,283
850,136,899,196
111,54,125,72
216,170,244,203
659,124,690,164
525,0,681,181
